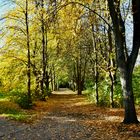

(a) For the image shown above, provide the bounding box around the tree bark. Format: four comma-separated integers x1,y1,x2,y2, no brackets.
45,29,49,93
108,26,116,108
92,24,99,105
120,69,138,123
109,71,114,108
76,57,82,95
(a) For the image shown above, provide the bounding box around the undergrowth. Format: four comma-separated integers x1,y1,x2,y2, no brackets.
0,92,30,122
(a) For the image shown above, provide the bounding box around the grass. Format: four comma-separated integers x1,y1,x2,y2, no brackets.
0,92,52,123
0,92,29,122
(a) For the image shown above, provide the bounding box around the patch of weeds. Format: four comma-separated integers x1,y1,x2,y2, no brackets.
8,90,33,109
0,92,9,101
2,111,28,122
0,100,29,122
15,94,33,109
0,92,34,122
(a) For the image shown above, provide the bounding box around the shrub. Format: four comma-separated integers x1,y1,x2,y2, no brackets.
16,94,32,109
9,89,32,109
84,76,123,107
133,66,140,106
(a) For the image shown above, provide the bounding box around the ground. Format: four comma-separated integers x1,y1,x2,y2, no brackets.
0,88,140,140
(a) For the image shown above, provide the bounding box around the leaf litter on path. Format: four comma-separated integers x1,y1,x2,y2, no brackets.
0,88,140,140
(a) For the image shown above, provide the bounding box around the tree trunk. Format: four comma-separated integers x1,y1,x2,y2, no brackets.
35,74,40,97
92,24,99,105
50,69,54,91
45,71,49,91
53,66,57,91
76,77,82,95
109,71,114,108
72,64,76,91
45,29,49,94
77,77,82,95
108,26,116,108
33,0,40,97
120,69,138,123
76,58,82,95
77,85,82,95
41,0,46,100
25,0,32,105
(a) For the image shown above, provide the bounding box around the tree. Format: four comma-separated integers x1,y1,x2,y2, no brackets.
107,0,140,123
25,0,32,106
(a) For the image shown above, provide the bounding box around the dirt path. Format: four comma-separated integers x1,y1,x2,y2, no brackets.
0,88,140,140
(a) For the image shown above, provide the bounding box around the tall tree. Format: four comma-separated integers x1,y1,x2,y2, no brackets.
25,0,32,105
107,0,140,123
40,0,46,100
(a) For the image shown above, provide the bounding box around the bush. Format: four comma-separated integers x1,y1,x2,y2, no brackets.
84,76,123,108
16,94,32,109
9,89,32,109
133,66,140,106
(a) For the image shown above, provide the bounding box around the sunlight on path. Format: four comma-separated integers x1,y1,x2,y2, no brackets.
52,88,76,95
51,88,91,107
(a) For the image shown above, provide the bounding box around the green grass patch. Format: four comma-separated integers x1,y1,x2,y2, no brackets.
1,111,28,122
0,95,29,122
